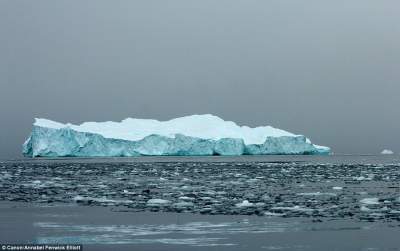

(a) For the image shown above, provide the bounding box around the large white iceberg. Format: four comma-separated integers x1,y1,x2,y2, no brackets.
22,114,330,157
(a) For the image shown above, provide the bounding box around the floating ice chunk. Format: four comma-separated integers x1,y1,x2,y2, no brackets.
178,196,195,201
353,175,374,181
179,185,193,191
271,206,314,212
360,198,379,205
264,212,285,217
173,202,194,208
261,194,272,201
122,189,137,195
297,192,336,196
73,195,85,202
73,196,132,204
146,199,170,206
381,149,394,154
360,205,371,212
235,200,254,208
200,197,213,201
332,186,343,190
0,172,12,179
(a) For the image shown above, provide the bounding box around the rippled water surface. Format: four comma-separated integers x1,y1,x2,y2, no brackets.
1,155,400,221
1,155,400,250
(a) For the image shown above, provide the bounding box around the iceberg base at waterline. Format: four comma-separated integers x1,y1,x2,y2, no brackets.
23,114,330,157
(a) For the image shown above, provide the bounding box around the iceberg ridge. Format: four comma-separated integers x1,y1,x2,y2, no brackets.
23,114,330,157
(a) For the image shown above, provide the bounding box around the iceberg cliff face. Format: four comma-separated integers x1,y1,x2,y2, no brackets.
23,114,330,157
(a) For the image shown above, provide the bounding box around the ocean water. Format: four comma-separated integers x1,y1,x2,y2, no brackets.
0,155,399,250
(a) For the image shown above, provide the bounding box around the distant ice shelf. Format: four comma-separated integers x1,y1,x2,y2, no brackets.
22,114,330,157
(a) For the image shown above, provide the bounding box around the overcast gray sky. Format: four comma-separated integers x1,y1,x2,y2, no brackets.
0,0,399,158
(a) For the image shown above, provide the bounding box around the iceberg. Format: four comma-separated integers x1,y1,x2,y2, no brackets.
22,114,330,157
381,149,394,155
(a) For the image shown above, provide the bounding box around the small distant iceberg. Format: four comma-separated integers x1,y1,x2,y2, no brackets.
22,114,330,157
235,200,254,208
381,149,394,155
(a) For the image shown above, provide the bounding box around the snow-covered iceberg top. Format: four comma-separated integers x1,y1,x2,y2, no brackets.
23,114,330,157
34,114,298,145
